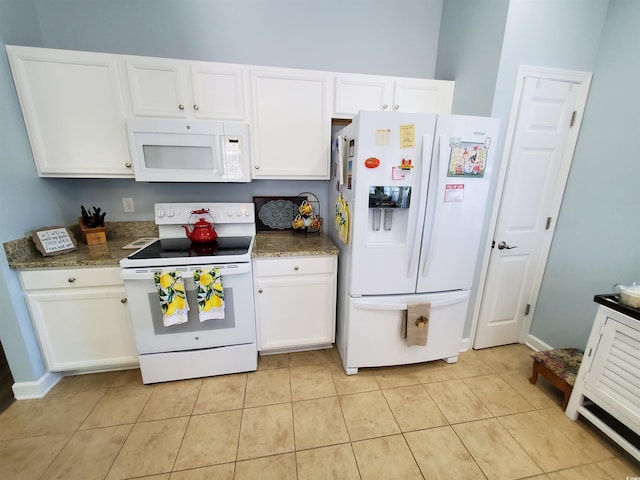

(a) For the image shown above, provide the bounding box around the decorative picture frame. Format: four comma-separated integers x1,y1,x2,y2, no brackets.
32,226,77,256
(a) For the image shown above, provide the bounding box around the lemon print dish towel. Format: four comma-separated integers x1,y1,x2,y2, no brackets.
194,268,225,321
154,271,189,327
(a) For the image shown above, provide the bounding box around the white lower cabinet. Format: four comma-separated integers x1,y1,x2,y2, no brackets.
253,256,337,353
19,267,138,372
566,303,640,462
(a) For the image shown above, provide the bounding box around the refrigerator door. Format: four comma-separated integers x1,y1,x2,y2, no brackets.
416,115,500,293
347,111,437,295
338,290,469,374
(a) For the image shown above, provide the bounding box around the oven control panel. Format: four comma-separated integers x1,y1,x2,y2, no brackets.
155,203,255,225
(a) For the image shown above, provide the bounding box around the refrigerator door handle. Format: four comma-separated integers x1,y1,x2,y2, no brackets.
353,292,468,311
407,134,433,279
419,134,446,279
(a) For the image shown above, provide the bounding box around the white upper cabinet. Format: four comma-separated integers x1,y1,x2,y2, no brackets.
250,67,332,179
124,56,246,120
334,73,455,117
7,45,133,178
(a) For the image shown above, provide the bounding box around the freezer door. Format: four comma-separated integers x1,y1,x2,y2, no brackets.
339,290,469,373
346,111,437,295
416,115,500,293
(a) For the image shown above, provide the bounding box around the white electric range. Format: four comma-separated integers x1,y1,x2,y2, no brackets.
120,202,257,383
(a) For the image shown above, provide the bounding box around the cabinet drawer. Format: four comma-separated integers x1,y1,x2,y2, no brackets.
254,256,336,277
19,267,123,290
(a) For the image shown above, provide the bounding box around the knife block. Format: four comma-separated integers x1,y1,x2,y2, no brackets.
78,217,107,245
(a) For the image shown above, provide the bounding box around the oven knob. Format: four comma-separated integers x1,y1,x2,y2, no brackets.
157,209,165,218
245,209,251,216
167,210,175,218
236,209,242,216
227,209,234,217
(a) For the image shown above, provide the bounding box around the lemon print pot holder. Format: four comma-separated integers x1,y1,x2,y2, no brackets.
154,271,189,326
194,268,225,321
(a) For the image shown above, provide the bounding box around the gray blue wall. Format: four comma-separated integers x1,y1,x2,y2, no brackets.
532,1,640,347
0,0,49,382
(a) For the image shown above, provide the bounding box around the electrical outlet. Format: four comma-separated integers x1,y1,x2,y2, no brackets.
122,197,135,213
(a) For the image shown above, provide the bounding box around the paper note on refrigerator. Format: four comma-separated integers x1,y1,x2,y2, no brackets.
399,124,415,148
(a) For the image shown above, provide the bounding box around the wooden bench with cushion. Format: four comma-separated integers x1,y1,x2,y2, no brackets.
529,348,584,410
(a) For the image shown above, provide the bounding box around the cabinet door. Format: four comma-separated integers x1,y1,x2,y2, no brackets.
255,273,336,352
393,78,454,113
7,46,133,177
125,57,190,118
25,286,138,371
583,318,640,433
191,63,246,120
251,69,331,179
334,74,393,117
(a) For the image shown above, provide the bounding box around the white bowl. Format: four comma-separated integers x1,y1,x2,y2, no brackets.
619,284,640,308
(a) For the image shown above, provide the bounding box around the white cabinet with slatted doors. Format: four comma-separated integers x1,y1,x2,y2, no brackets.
253,255,337,353
566,303,640,462
19,267,138,372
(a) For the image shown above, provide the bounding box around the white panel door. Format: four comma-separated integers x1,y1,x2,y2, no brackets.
474,75,586,349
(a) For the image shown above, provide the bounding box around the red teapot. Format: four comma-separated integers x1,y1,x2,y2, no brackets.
183,209,217,243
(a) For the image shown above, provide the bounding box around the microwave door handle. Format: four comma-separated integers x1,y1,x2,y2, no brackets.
216,135,225,178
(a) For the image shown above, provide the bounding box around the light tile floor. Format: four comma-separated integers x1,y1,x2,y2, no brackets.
0,344,638,479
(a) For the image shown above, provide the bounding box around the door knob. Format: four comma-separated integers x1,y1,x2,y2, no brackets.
497,241,518,250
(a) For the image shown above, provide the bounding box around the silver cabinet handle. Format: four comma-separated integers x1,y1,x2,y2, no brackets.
382,104,388,110
178,104,185,110
394,105,400,110
258,289,263,293
294,266,299,271
121,298,127,304
125,163,132,168
255,165,260,169
67,277,76,283
497,241,518,250
193,104,199,110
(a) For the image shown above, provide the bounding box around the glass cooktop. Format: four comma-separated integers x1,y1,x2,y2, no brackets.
128,236,252,259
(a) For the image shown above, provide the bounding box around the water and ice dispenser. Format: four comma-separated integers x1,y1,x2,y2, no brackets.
368,186,411,234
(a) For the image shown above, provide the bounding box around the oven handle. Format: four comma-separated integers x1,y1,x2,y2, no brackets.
121,262,251,280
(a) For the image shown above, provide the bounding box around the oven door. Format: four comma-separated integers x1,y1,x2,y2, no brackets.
121,263,255,354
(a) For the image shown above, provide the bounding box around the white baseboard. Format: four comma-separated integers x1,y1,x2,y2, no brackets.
524,334,553,352
12,371,62,400
460,335,550,353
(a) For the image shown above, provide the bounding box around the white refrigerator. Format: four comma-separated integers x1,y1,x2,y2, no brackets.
329,111,500,374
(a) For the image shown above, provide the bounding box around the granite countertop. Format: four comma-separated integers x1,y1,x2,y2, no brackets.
4,224,338,269
4,221,158,269
253,232,339,258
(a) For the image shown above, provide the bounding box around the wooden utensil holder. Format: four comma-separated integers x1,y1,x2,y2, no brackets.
78,217,107,245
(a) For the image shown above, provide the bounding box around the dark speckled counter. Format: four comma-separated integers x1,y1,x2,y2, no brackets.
252,232,339,258
4,221,158,269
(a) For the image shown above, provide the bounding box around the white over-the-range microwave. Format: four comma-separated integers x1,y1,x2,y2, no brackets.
126,118,251,182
